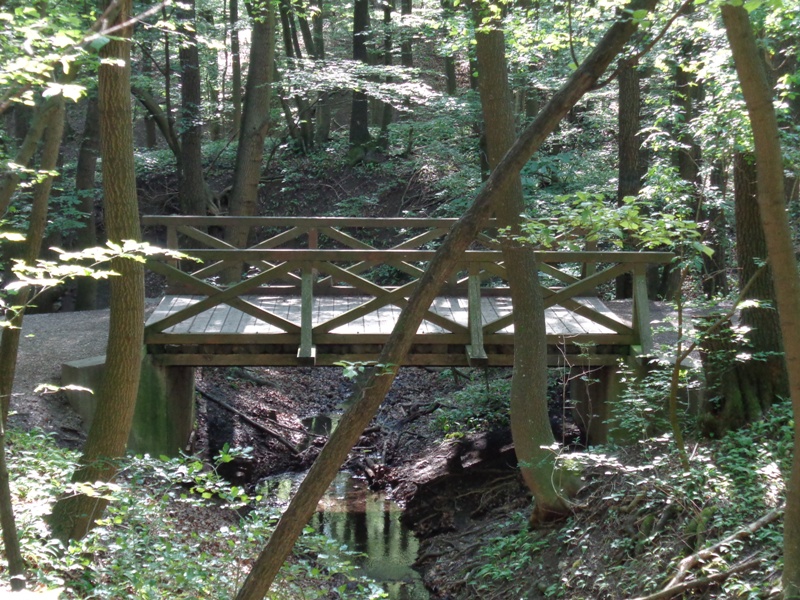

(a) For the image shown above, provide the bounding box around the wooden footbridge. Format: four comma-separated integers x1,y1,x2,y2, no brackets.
142,216,672,369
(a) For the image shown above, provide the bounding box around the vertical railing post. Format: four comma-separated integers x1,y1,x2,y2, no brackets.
297,261,316,365
166,223,179,268
632,263,652,356
466,262,488,367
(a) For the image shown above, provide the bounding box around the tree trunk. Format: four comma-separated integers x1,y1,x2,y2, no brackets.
0,96,64,422
74,94,101,311
720,6,800,598
233,2,657,597
0,420,25,590
230,0,242,137
734,152,787,403
132,85,181,157
378,0,394,149
442,0,457,95
0,92,64,593
400,0,412,67
0,97,61,214
349,0,371,148
178,0,207,216
311,0,330,145
473,4,577,521
140,47,158,148
224,1,276,266
49,0,145,542
615,57,642,298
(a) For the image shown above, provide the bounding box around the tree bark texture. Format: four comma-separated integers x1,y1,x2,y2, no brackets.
617,57,642,204
699,152,786,437
721,5,800,598
225,4,276,261
400,0,412,67
230,0,242,137
349,0,371,147
178,0,208,216
233,2,658,597
74,95,100,311
50,0,145,542
473,8,577,520
616,57,642,299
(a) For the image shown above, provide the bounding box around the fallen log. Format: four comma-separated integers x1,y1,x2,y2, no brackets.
197,386,301,456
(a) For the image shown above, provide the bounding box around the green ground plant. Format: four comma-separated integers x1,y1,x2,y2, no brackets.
4,429,387,599
433,374,511,436
462,401,790,599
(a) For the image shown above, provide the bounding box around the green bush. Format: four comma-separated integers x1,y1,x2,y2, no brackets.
4,430,387,599
433,375,511,436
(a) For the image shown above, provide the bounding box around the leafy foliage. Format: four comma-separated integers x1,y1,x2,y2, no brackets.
4,430,387,599
433,374,511,436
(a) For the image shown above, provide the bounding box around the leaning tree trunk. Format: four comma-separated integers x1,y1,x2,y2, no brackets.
49,0,145,542
0,96,65,422
232,2,658,597
473,3,578,522
0,93,64,592
721,5,800,598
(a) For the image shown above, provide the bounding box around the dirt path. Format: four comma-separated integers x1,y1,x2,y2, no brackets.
11,301,161,445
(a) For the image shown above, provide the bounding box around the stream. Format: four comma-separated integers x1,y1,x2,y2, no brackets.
261,416,429,599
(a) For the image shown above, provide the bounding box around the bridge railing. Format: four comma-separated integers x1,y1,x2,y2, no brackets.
142,216,673,365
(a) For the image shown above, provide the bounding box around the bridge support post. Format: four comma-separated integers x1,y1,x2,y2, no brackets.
569,360,643,445
62,352,195,457
132,356,195,456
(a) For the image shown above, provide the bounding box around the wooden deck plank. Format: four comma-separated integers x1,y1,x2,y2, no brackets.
149,294,633,338
220,303,246,334
169,296,203,333
485,297,513,334
146,295,181,326
146,293,638,357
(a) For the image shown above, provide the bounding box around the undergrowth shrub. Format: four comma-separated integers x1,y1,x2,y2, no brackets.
462,401,790,599
433,374,511,436
4,430,386,599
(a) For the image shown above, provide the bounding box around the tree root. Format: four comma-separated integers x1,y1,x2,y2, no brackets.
631,506,782,600
632,556,762,600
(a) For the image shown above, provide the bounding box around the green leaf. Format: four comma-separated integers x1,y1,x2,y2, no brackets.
89,35,110,51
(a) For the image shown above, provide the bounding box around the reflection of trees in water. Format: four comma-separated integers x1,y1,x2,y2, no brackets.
269,472,426,597
315,476,418,570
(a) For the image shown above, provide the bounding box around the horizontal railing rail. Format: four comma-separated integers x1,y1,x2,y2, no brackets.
143,216,673,365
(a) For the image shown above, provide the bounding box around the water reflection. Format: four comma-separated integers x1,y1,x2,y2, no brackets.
262,472,429,600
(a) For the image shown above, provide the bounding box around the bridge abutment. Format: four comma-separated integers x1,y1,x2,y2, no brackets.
61,352,195,456
570,361,645,445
